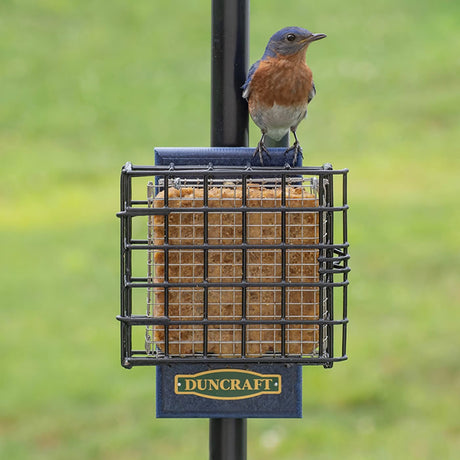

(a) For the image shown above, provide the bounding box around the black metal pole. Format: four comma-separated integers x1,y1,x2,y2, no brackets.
211,0,249,147
210,1,249,459
210,418,247,460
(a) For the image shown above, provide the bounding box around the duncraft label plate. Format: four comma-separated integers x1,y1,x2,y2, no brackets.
174,369,281,400
156,364,302,418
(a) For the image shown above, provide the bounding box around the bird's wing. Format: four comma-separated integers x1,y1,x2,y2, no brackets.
242,60,261,99
308,82,316,103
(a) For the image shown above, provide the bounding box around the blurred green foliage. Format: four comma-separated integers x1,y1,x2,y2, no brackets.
1,0,459,458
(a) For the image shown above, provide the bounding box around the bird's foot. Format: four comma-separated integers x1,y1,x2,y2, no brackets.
253,139,271,165
284,141,303,165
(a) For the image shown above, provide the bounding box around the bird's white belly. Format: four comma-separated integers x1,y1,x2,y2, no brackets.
251,103,307,141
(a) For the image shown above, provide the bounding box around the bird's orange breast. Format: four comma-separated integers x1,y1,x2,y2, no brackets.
249,55,313,108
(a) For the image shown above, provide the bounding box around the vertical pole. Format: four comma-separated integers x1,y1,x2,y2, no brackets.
211,0,249,148
210,1,248,459
210,418,247,460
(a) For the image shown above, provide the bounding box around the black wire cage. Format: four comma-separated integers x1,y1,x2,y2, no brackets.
117,160,349,368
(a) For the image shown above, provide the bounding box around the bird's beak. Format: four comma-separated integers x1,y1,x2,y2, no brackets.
305,33,327,43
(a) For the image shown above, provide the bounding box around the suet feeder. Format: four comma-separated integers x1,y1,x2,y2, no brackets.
116,1,349,459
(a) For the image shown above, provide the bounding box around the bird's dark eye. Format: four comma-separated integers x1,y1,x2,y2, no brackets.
286,33,296,42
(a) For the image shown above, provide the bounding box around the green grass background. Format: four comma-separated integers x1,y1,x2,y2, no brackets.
1,0,459,458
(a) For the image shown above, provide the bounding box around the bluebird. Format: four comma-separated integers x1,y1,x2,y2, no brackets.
242,27,326,164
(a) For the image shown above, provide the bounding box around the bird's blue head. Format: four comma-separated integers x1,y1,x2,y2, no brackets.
263,27,326,58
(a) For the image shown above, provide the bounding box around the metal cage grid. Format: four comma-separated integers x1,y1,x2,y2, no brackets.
117,162,349,368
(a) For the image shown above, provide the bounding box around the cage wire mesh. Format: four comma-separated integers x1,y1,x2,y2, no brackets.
118,163,349,367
